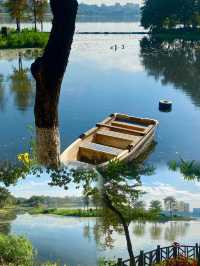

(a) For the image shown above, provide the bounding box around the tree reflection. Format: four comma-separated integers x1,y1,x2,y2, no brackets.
132,222,145,237
0,74,5,111
150,223,162,240
0,210,17,235
83,222,92,242
140,37,200,107
164,222,189,242
9,53,35,112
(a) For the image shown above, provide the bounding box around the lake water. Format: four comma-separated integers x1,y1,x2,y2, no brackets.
1,213,200,265
1,32,200,206
1,22,200,264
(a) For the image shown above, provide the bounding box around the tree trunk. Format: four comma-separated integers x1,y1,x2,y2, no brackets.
33,0,37,31
16,19,20,32
36,127,61,168
41,21,43,32
31,0,78,167
104,193,136,266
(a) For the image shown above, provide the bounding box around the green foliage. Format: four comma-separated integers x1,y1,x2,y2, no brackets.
29,207,102,217
0,187,15,208
141,0,200,31
0,30,49,49
149,200,162,214
0,234,34,266
4,0,28,31
169,159,200,181
98,257,116,266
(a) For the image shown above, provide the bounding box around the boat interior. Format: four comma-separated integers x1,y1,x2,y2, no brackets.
61,114,157,165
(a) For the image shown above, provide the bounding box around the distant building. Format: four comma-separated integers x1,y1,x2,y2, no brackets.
177,201,190,212
193,208,200,217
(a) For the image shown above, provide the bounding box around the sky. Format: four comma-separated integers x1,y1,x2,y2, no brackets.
79,0,142,6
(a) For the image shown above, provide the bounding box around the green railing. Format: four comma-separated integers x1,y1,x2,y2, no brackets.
117,243,200,266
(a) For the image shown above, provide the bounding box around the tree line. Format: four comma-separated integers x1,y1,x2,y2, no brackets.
3,0,48,32
141,0,200,31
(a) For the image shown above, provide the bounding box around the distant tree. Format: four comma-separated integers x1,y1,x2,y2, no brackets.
4,0,28,32
141,0,200,30
91,187,101,210
27,195,46,207
30,0,48,31
149,200,162,214
134,200,145,210
83,194,90,210
164,196,176,217
0,187,15,208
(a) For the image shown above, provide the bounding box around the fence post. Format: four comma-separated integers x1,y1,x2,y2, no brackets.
173,245,177,259
197,246,200,266
138,250,144,266
117,258,123,266
195,243,199,260
156,245,161,263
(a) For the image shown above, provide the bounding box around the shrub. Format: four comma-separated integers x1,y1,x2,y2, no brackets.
0,234,35,266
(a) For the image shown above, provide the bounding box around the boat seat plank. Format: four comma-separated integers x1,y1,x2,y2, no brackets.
111,121,147,132
96,130,139,142
79,142,122,156
96,123,146,136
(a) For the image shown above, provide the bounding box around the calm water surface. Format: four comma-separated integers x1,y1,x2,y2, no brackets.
1,214,200,265
1,23,200,264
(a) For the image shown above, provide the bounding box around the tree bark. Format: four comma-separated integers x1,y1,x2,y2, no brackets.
31,0,78,166
36,127,60,168
103,193,136,266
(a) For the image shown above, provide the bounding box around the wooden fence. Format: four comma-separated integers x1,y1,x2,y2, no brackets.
117,243,200,266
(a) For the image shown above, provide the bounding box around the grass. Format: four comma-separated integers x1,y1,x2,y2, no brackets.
0,29,49,49
29,207,102,217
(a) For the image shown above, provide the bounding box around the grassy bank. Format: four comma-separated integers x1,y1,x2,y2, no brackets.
1,28,200,49
28,207,194,222
0,30,49,49
29,207,102,217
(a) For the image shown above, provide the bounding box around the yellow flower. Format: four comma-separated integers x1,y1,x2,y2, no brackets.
17,152,31,165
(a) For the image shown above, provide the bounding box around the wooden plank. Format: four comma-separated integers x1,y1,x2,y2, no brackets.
115,113,157,126
80,142,122,156
96,123,146,136
79,142,123,164
112,121,146,132
96,130,138,141
95,130,138,150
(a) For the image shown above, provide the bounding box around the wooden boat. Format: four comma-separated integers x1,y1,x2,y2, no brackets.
60,113,158,168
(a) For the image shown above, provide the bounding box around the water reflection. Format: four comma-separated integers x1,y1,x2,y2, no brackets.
9,53,35,112
140,37,200,107
0,74,5,111
164,222,189,242
133,222,145,237
0,210,17,235
150,223,162,240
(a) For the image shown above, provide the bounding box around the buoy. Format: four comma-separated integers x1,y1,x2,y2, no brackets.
159,100,172,112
